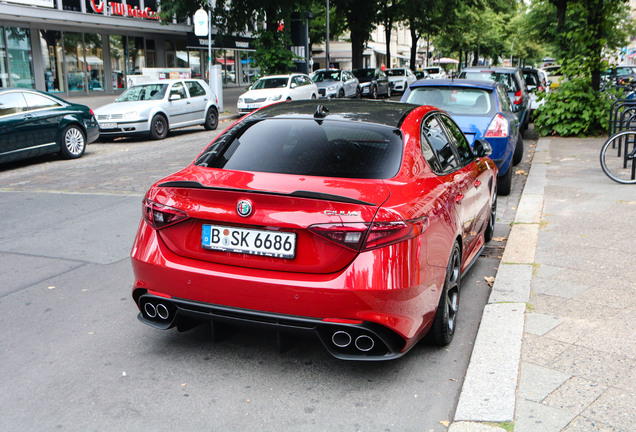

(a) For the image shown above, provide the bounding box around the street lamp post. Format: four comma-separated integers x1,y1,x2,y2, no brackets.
325,0,330,69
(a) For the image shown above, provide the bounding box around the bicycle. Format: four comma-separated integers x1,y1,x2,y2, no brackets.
600,130,636,184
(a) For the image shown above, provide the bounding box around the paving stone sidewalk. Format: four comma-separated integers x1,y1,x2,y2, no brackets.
452,136,636,431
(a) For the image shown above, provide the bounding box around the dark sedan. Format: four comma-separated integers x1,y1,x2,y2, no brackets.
352,68,391,99
0,88,98,164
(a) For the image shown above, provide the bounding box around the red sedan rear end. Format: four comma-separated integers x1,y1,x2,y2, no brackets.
131,100,497,360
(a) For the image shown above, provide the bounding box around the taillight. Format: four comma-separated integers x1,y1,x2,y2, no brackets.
537,86,544,92
513,90,523,105
308,217,428,252
142,198,189,230
485,113,509,138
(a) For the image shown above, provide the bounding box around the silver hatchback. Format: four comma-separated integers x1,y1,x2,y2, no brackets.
95,79,219,140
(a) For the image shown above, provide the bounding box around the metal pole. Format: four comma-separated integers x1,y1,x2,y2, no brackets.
208,0,212,89
326,0,330,69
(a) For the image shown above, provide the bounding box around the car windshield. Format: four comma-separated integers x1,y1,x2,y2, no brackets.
387,69,405,77
461,71,517,93
195,118,403,179
313,70,341,82
116,84,168,102
406,87,495,116
424,67,440,74
353,69,375,79
252,77,289,89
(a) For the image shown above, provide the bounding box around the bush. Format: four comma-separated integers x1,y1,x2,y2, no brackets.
533,77,613,136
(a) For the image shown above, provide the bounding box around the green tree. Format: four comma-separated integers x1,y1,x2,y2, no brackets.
332,0,381,69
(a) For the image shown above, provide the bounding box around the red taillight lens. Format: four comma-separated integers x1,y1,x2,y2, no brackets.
308,217,429,252
142,198,189,230
513,90,523,105
485,113,509,138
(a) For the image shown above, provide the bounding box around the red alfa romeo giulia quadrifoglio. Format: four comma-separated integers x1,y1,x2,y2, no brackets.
131,100,497,360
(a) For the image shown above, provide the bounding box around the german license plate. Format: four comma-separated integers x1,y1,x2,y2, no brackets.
100,122,117,129
201,224,296,259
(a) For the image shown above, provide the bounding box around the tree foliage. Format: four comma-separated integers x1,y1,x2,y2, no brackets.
528,0,634,136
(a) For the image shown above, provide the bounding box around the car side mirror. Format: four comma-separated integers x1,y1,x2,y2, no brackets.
473,139,492,158
169,94,182,101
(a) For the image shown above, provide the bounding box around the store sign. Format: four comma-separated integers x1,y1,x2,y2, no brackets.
4,0,54,7
89,0,160,20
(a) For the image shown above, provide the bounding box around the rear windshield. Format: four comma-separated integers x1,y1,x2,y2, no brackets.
195,118,403,179
461,71,518,93
405,87,495,116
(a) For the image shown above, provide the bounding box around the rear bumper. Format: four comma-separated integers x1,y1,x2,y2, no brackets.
131,221,444,360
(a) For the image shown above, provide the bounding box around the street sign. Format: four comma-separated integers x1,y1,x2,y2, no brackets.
193,8,208,36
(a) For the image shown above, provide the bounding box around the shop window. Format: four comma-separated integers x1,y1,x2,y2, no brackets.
175,40,188,68
165,40,176,68
127,0,140,8
144,0,158,12
40,30,65,93
0,28,8,88
215,50,236,86
64,32,85,92
6,27,34,89
240,51,259,85
146,39,156,68
110,35,125,89
188,50,201,79
62,0,82,12
127,36,145,75
85,33,104,91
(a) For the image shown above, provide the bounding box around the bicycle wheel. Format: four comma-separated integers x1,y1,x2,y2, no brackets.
600,130,636,184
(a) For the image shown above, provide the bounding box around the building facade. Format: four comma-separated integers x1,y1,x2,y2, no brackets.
0,0,255,100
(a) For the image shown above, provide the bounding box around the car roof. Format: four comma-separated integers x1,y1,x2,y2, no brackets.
247,100,419,128
462,66,520,73
130,79,205,86
409,79,498,91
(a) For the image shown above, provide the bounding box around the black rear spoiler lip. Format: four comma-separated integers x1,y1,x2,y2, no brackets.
157,180,377,206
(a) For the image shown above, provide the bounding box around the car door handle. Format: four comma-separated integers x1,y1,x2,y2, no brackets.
23,114,33,120
474,179,482,188
186,101,192,104
455,194,464,203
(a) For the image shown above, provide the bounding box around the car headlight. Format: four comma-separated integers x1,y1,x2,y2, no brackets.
268,94,283,101
360,82,370,88
122,111,139,120
327,85,338,91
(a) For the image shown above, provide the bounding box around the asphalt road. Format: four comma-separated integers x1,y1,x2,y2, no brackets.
0,121,528,431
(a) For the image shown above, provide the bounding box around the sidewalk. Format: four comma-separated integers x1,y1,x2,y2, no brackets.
451,136,636,431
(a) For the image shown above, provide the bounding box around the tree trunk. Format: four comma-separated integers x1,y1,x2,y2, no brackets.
472,51,479,66
409,25,419,72
385,17,393,68
587,0,603,91
351,30,365,69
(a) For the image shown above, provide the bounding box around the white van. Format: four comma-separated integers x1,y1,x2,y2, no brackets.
423,66,447,79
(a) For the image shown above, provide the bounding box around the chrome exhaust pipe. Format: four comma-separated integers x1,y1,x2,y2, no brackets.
355,335,375,352
144,302,157,318
332,331,352,348
156,303,170,320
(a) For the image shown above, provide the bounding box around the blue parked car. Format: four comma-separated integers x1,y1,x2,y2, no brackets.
401,79,523,195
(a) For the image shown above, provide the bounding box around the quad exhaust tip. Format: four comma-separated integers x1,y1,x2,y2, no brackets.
331,330,376,352
143,301,171,321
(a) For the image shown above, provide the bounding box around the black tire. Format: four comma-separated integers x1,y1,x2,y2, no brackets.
338,89,345,98
497,164,513,196
149,114,168,140
59,124,86,159
428,242,461,346
355,87,361,99
386,85,392,98
203,106,218,130
311,94,317,99
371,85,378,99
600,131,636,184
513,131,524,165
484,188,497,242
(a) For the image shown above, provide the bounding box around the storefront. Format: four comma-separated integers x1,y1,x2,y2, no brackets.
0,0,255,100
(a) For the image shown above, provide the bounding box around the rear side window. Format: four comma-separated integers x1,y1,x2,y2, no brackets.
421,115,458,172
186,81,206,97
23,93,62,110
196,118,403,179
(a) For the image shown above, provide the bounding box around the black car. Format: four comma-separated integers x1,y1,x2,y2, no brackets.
0,88,99,164
459,67,530,130
352,68,391,99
